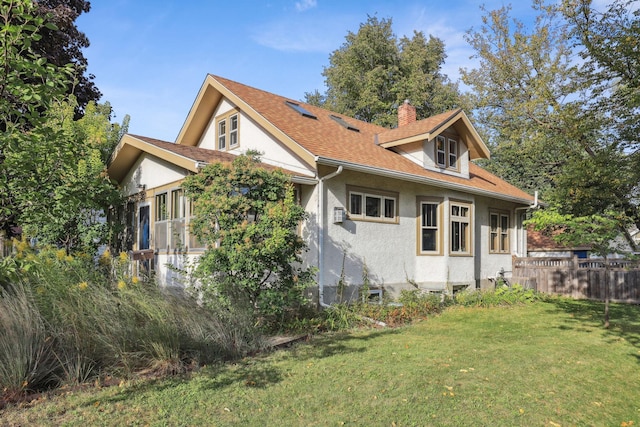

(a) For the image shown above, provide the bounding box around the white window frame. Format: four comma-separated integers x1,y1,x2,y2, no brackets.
435,135,459,170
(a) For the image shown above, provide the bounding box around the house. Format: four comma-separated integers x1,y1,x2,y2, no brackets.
107,74,536,304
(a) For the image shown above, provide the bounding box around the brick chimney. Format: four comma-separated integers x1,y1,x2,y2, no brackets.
398,99,416,127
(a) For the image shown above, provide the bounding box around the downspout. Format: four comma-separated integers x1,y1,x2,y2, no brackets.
317,165,343,307
514,191,539,257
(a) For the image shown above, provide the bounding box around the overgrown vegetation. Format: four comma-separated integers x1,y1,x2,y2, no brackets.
0,243,266,407
182,152,315,323
3,300,639,426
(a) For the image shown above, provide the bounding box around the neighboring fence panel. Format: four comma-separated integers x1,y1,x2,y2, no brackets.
513,256,640,303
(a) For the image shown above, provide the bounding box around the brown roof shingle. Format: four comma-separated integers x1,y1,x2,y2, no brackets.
209,75,533,204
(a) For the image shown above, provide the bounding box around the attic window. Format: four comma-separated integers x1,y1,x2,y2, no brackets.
330,115,359,132
285,101,316,119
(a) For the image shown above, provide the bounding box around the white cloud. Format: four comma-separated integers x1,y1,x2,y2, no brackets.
295,0,317,12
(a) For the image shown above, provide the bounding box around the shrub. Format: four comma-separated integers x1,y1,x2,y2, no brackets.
455,284,545,307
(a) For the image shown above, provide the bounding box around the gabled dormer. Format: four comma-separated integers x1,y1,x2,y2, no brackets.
377,102,490,180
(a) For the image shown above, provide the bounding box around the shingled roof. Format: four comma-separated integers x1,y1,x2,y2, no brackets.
173,74,534,205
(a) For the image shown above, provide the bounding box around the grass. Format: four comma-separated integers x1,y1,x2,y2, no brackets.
2,299,640,426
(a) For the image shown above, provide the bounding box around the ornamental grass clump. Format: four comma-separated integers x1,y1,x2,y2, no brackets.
0,242,267,404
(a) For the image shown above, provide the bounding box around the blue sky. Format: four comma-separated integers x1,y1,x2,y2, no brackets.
77,0,539,142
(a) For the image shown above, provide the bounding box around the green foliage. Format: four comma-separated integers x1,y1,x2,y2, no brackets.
182,152,314,321
3,97,125,254
0,0,74,237
463,1,640,246
308,15,464,127
454,284,545,307
0,244,267,402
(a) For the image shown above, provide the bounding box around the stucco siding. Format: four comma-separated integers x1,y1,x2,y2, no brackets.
197,98,313,176
121,154,188,198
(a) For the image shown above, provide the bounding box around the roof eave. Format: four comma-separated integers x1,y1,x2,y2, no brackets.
315,156,533,205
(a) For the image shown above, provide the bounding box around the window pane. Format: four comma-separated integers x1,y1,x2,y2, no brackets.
460,222,468,252
460,206,469,217
451,221,460,252
384,198,395,219
422,229,437,251
365,196,381,217
436,136,446,166
422,203,437,227
501,233,509,252
451,205,459,216
350,193,362,215
490,214,498,231
501,215,509,230
171,189,184,219
490,232,498,251
218,120,226,149
155,193,167,221
230,114,238,130
448,139,457,168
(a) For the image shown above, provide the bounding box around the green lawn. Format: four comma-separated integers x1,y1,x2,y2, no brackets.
3,299,640,426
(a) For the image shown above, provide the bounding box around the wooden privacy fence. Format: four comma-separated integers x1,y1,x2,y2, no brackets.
513,256,640,303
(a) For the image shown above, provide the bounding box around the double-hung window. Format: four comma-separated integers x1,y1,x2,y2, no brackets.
216,111,239,151
170,189,186,250
154,192,168,251
347,186,398,223
435,135,459,170
450,201,472,255
489,211,510,253
417,197,442,254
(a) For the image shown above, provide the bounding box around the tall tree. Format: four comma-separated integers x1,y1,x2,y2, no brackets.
461,1,639,249
33,0,100,116
7,97,125,253
307,15,463,127
1,0,73,238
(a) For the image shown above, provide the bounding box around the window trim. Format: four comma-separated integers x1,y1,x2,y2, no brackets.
449,199,473,256
435,135,460,171
489,210,510,254
416,196,443,256
215,109,240,151
346,185,398,224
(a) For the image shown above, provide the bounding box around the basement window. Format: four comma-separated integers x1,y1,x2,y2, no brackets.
285,101,317,119
330,114,359,132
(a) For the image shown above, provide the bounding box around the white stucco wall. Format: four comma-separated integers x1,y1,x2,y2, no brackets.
121,154,187,198
317,169,526,300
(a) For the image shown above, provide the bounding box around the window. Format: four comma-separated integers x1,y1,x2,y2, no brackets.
154,193,168,251
347,186,398,223
229,114,238,147
216,110,239,151
435,135,459,170
450,201,472,255
285,100,317,119
217,120,226,150
448,139,458,168
171,189,186,250
418,198,442,254
489,211,510,253
155,193,167,221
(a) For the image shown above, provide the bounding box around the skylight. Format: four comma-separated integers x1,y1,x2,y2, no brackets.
330,114,360,132
285,101,317,119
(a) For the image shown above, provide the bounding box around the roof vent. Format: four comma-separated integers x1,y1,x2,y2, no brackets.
285,101,317,119
330,114,360,132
